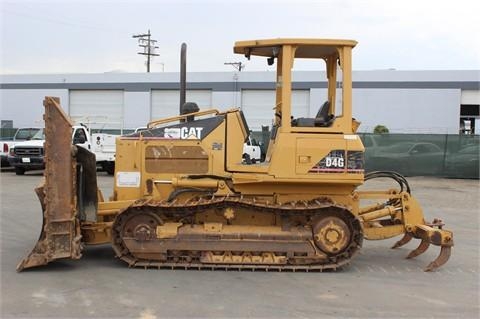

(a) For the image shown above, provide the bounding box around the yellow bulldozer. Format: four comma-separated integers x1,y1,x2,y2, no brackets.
17,38,452,272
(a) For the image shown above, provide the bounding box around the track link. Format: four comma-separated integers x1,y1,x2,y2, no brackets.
111,196,363,271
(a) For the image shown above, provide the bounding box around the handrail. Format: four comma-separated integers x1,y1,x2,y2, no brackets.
147,109,220,129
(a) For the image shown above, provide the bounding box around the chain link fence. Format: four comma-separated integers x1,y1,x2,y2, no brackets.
250,130,479,179
359,133,479,179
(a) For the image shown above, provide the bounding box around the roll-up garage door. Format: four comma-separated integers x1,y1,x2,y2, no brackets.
69,90,124,129
241,90,310,130
151,90,212,120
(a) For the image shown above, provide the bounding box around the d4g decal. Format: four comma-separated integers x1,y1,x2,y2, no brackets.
309,150,364,174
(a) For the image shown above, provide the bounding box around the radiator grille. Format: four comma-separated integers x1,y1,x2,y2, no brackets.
15,147,43,156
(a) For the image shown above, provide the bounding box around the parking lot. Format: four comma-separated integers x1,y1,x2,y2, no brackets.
1,169,479,318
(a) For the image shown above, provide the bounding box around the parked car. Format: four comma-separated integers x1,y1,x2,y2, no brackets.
8,126,91,175
367,142,444,176
8,125,119,175
444,144,479,179
1,127,42,167
7,129,46,175
361,135,383,171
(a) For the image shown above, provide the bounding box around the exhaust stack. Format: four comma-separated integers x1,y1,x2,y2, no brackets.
180,42,187,115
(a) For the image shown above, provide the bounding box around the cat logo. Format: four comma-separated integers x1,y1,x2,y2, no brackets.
164,127,204,139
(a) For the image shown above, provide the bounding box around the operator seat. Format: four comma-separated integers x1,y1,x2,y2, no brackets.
291,101,334,127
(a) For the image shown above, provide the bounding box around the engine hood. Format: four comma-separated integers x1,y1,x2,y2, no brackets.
13,140,45,148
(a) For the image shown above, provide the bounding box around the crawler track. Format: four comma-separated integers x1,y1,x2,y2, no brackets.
111,196,363,271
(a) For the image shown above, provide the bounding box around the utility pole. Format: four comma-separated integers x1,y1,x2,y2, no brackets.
132,30,159,72
224,62,244,71
224,62,244,107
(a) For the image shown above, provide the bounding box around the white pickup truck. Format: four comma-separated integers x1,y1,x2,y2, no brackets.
91,132,116,174
1,127,42,167
242,136,262,163
8,125,117,175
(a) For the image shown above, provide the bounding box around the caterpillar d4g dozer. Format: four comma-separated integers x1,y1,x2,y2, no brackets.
17,38,453,272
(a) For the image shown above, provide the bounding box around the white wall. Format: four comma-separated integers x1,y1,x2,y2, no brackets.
353,89,461,134
0,89,68,127
309,89,328,117
211,92,240,110
461,90,480,105
1,71,476,133
124,91,151,129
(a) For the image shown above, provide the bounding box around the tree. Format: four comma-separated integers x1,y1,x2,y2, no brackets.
374,125,389,134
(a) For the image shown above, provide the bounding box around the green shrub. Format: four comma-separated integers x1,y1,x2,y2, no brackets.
374,125,389,134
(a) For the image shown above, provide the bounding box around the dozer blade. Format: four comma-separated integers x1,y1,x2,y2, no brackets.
17,97,97,271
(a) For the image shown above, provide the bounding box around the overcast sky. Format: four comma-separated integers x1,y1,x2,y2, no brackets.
1,0,479,74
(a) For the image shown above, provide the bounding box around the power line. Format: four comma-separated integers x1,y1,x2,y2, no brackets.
224,62,244,71
2,7,127,35
132,30,159,72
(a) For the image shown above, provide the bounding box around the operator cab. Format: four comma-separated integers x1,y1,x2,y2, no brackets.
228,39,363,177
233,38,358,135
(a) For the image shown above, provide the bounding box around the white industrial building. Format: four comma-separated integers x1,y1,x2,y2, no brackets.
1,70,479,134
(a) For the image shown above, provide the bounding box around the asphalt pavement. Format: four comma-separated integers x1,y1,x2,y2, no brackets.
1,169,479,318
